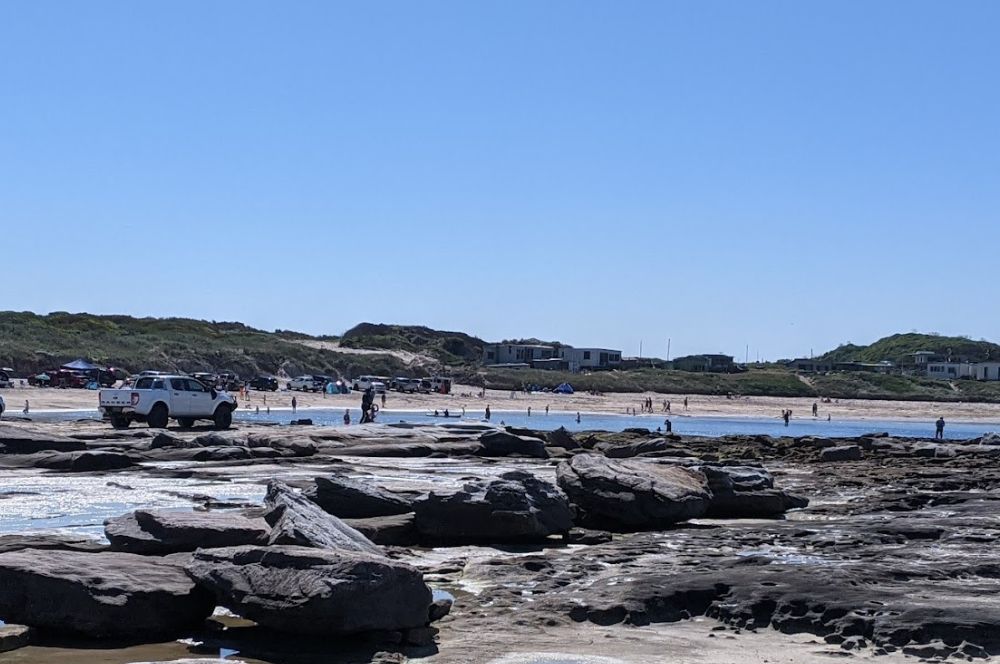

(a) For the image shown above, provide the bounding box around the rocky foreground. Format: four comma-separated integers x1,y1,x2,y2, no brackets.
0,418,999,663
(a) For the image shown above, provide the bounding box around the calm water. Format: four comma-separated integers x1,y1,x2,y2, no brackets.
25,407,1000,440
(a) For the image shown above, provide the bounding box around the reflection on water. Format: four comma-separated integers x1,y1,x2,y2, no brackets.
0,474,264,537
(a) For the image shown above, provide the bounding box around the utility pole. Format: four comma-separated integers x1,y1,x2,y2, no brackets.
745,344,749,365
639,340,643,359
667,338,671,362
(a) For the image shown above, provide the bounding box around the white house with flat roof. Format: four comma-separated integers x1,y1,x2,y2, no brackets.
974,363,1000,381
559,347,622,372
926,362,975,380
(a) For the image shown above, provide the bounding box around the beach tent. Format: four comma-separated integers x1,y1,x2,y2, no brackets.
62,359,100,372
554,383,574,394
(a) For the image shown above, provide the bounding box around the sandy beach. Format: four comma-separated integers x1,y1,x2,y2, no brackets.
5,382,1000,423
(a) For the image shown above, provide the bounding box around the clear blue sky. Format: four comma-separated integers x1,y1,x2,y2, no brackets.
3,2,998,361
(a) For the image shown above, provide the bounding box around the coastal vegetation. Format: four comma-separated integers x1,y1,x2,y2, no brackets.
6,313,1000,403
0,311,408,379
821,332,1000,364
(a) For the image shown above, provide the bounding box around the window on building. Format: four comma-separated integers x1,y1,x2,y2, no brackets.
583,351,591,360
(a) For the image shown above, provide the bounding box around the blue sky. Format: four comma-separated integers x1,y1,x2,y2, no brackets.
2,1,998,360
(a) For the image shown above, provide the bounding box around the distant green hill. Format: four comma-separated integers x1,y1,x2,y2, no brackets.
340,322,485,365
821,333,1000,364
0,311,409,378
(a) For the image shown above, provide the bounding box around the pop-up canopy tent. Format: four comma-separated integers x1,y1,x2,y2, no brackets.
61,359,100,372
554,382,574,394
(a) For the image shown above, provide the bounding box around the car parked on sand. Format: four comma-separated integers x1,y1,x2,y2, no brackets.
351,375,378,391
99,375,237,430
247,375,279,391
288,375,327,392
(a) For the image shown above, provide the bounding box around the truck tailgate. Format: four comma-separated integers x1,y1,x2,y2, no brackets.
99,390,138,408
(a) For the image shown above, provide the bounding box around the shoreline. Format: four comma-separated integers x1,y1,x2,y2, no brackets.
12,404,1000,428
8,382,1000,425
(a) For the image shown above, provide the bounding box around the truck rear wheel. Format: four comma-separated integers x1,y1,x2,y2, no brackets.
213,405,233,430
147,404,169,429
110,413,130,429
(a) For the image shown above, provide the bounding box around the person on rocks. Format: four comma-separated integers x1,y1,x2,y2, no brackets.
935,417,946,440
485,404,491,421
343,409,351,425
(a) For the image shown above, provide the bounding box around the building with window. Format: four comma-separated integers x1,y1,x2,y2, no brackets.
559,347,622,372
482,344,557,366
927,362,975,380
785,358,835,373
672,354,736,373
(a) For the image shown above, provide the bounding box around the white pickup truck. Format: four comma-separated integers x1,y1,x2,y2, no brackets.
99,375,237,430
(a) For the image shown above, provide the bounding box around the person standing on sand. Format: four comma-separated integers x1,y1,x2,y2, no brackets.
291,396,297,413
935,417,946,440
684,397,688,410
667,400,671,413
485,404,491,421
23,400,29,415
381,391,386,408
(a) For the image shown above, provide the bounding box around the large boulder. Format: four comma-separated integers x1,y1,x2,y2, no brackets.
547,427,580,450
303,473,412,519
0,533,107,554
603,438,692,458
0,549,214,638
344,513,420,546
556,455,712,529
820,445,863,462
186,545,432,635
34,451,134,472
0,624,31,653
478,431,548,459
105,509,269,554
263,480,382,555
413,471,573,543
701,465,808,518
0,427,86,454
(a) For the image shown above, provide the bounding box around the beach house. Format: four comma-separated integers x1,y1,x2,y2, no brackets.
672,354,736,373
558,347,622,372
482,343,557,367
